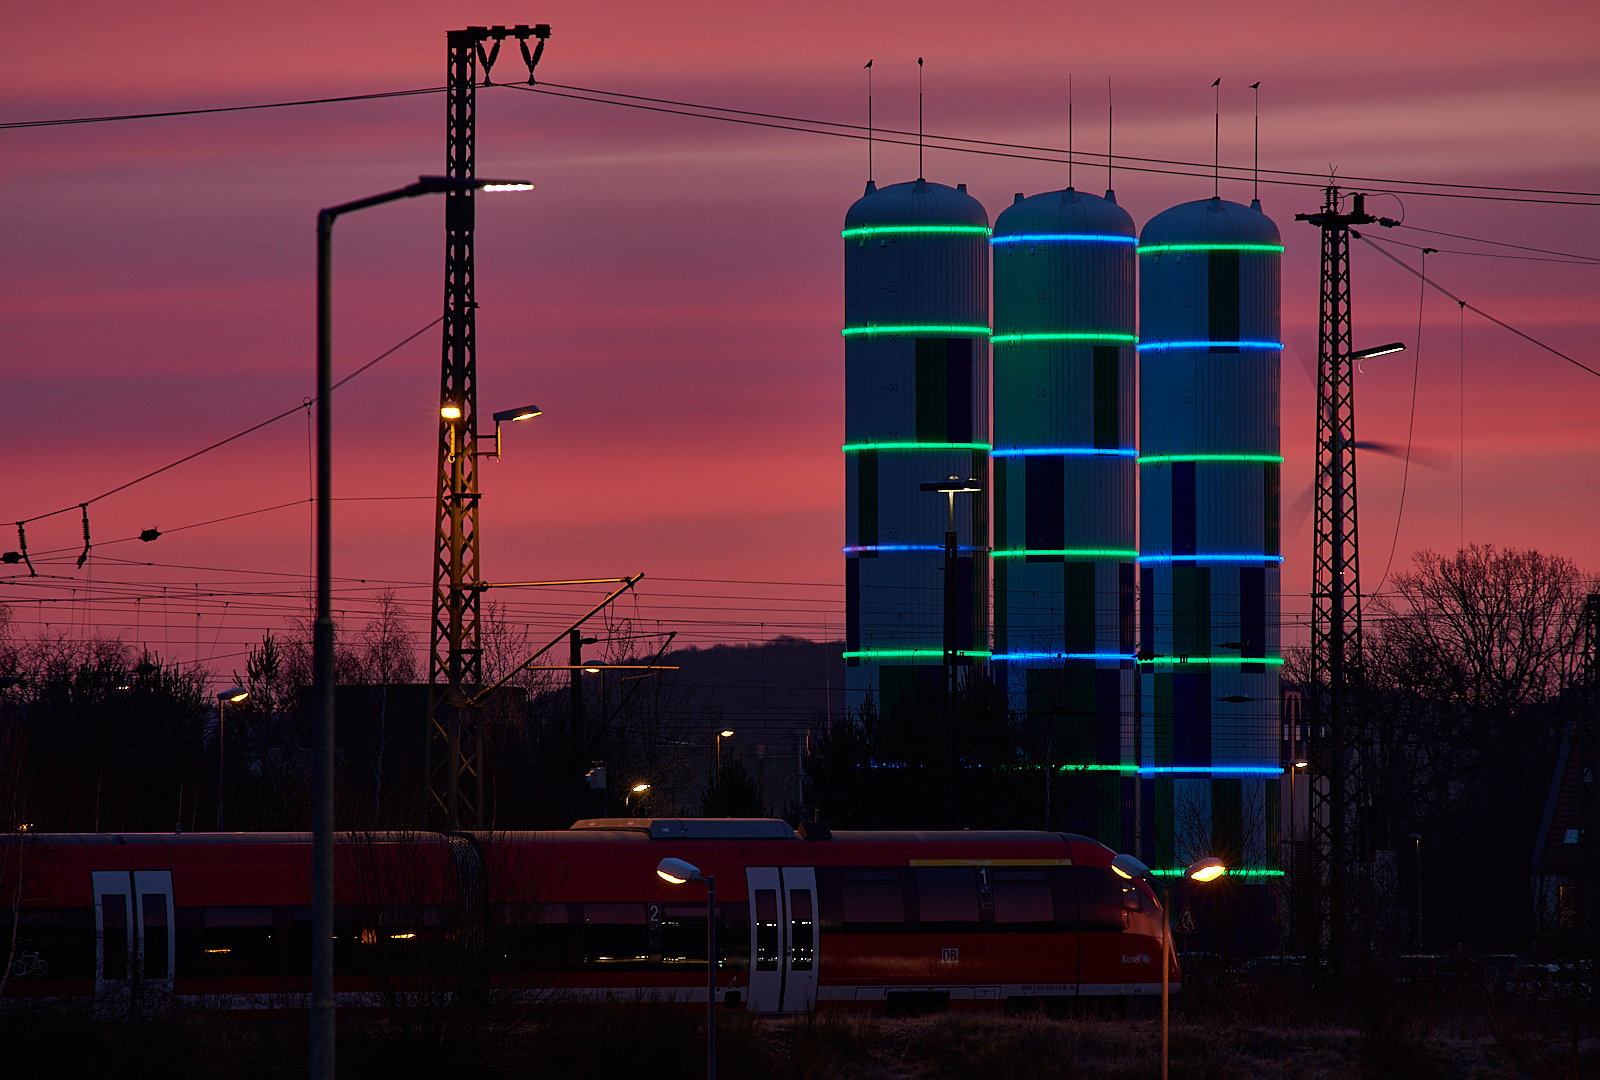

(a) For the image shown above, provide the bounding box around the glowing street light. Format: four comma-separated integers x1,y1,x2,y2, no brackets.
1111,853,1228,1080
1349,341,1406,361
656,857,718,1080
216,687,248,831
312,172,531,1080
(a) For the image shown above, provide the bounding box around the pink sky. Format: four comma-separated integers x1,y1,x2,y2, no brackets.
3,1,1598,673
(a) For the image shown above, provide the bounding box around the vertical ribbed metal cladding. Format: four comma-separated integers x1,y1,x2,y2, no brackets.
842,179,991,716
1137,196,1283,878
990,187,1136,848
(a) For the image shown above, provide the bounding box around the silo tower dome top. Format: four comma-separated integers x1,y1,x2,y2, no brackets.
1140,196,1281,248
844,178,989,232
993,186,1134,240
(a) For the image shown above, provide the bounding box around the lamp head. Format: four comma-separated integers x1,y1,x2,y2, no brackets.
631,783,651,793
1185,857,1226,883
1294,759,1310,770
720,729,735,739
493,405,542,423
219,687,248,703
414,175,534,195
1111,853,1152,880
656,857,701,885
920,475,984,494
440,404,463,421
1350,342,1406,361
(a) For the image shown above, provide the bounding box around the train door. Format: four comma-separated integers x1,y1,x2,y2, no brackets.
744,866,818,1013
92,870,175,1012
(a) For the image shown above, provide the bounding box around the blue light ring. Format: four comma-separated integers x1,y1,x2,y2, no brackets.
1136,554,1285,564
1137,340,1283,352
992,233,1137,246
845,545,987,555
992,447,1138,458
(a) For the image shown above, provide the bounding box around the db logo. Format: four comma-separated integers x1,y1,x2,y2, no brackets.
940,947,960,963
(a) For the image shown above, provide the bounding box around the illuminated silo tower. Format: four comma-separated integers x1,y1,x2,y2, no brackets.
990,187,1137,847
843,179,990,713
1137,195,1284,877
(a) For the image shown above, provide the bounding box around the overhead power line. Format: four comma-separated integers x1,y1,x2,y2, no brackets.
5,77,1598,206
1357,233,1600,381
0,86,446,130
506,83,1600,206
521,81,1600,204
6,316,442,528
1392,223,1600,262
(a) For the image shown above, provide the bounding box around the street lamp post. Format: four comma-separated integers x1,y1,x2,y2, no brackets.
1409,832,1423,950
1112,853,1226,1080
918,476,981,830
658,857,718,1080
313,174,529,1080
919,476,983,698
216,687,247,830
716,729,734,775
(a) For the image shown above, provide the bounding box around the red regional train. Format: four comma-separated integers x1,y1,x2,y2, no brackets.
2,819,1175,1014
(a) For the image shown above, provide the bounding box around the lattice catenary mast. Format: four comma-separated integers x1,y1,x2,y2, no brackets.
426,24,549,831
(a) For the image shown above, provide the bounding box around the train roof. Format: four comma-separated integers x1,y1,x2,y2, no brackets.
26,819,1106,847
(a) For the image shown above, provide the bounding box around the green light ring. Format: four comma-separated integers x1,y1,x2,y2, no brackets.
842,442,992,453
842,225,992,240
1136,656,1285,666
842,325,992,338
992,332,1138,345
1137,243,1285,255
992,548,1138,560
843,649,992,660
1137,454,1283,465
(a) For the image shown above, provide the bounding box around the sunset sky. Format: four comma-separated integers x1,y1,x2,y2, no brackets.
3,0,1598,675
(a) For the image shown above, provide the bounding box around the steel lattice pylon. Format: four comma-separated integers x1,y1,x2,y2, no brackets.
426,29,485,831
1296,186,1378,977
425,24,551,831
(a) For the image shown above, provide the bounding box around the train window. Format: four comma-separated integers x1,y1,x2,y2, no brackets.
753,889,780,971
915,868,980,932
841,870,905,932
499,903,571,973
100,894,128,980
141,894,169,979
583,903,650,969
660,904,711,967
789,890,814,971
201,907,275,978
993,870,1054,931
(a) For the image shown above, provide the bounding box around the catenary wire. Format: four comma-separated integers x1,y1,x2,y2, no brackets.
1392,224,1600,262
1356,233,1600,381
5,75,1597,204
525,80,1600,202
1372,249,1428,598
0,86,446,130
6,316,442,527
504,83,1600,206
1371,233,1600,265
